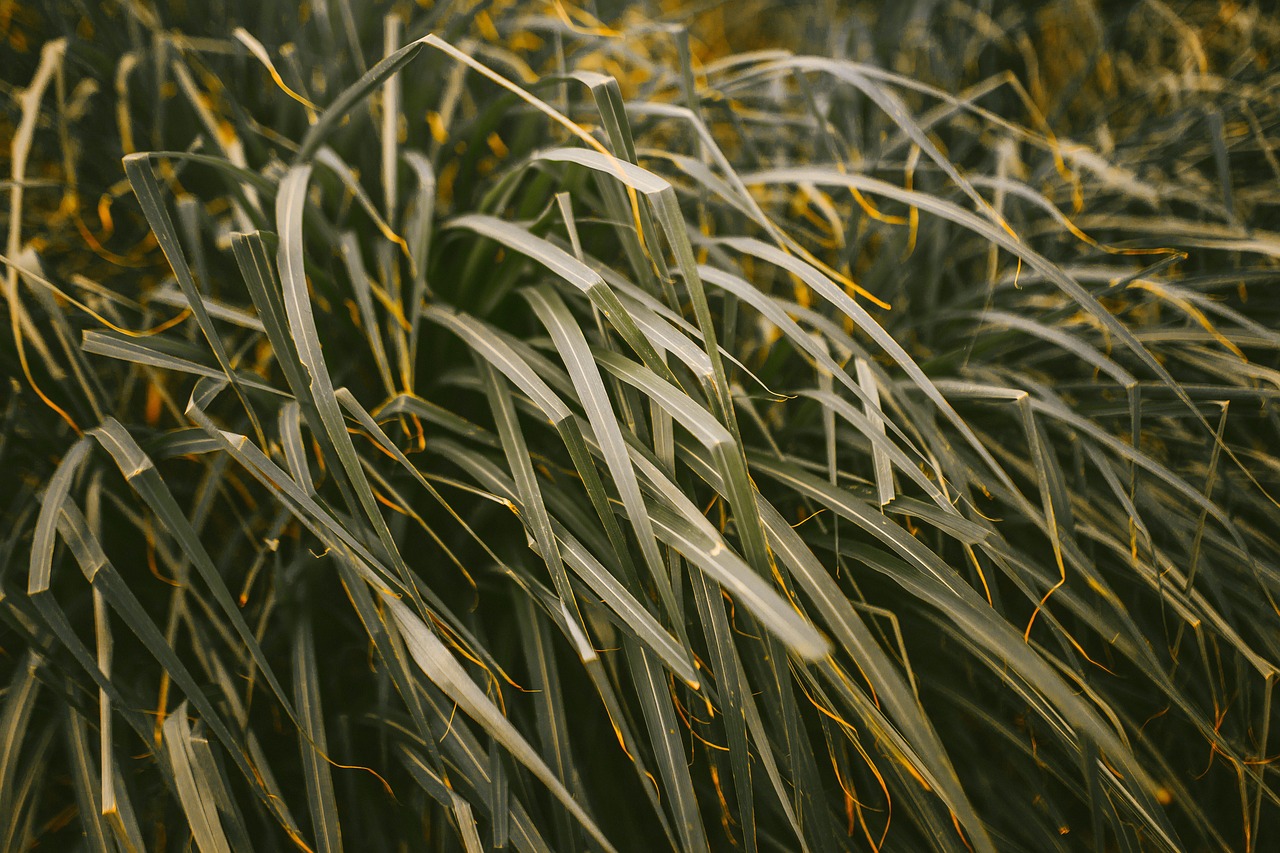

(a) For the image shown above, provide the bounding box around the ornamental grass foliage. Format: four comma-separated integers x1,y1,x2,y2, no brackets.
2,0,1279,850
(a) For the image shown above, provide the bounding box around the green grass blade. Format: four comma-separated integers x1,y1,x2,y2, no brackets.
294,613,344,853
164,703,232,853
385,595,619,853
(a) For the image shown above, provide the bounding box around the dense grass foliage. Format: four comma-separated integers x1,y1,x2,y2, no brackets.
3,1,1279,850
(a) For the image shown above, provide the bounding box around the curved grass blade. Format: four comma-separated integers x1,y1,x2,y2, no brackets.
522,285,679,634
445,213,679,386
477,358,591,654
384,595,619,853
297,38,426,162
89,418,301,722
164,703,232,853
294,613,343,853
123,154,265,444
275,165,433,620
623,638,710,853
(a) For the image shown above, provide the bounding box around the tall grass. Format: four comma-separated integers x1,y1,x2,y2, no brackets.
3,1,1278,850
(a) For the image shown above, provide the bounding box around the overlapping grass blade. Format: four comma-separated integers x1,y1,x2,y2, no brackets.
9,2,1279,850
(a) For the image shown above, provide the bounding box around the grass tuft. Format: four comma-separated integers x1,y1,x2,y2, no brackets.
3,1,1279,850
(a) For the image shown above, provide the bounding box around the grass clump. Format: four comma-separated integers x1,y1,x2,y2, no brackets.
3,1,1279,850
